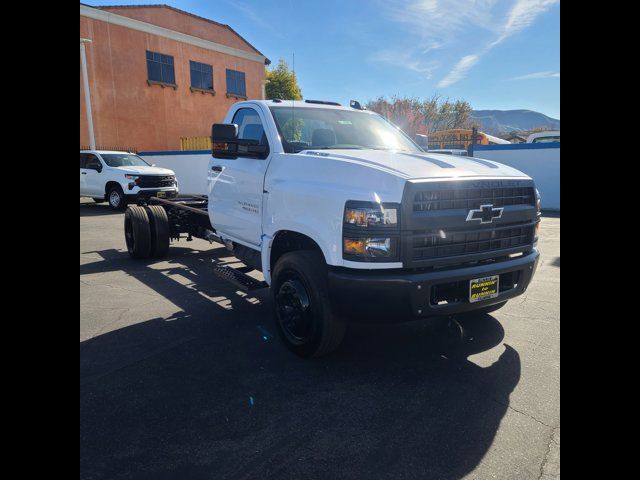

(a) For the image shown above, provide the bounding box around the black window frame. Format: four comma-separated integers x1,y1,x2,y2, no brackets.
84,154,103,171
231,107,270,159
190,61,215,94
226,69,247,98
146,50,176,88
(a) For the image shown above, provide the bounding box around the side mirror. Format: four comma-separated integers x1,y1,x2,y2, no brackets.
96,165,102,173
211,123,269,160
414,134,429,149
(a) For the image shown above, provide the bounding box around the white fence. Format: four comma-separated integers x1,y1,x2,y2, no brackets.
474,143,560,210
141,143,560,210
140,151,211,197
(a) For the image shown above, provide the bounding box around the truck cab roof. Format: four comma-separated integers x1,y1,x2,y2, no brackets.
253,99,375,112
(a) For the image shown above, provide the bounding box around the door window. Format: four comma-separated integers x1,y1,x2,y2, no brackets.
85,154,102,171
232,108,269,147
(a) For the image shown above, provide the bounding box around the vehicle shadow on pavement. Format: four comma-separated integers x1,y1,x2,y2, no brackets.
80,202,120,217
80,245,521,480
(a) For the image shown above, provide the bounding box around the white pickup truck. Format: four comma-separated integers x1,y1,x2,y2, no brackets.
123,99,540,357
80,150,178,209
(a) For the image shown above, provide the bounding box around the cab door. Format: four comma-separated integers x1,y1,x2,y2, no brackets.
80,153,88,195
83,154,105,196
208,106,272,247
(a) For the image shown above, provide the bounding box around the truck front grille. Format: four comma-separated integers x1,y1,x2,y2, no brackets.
137,175,175,188
411,222,535,261
401,179,538,267
413,186,535,212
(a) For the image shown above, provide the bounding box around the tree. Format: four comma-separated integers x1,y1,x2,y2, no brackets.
366,95,474,136
265,59,302,100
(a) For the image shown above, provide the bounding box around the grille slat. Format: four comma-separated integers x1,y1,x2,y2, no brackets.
136,175,175,188
414,187,535,212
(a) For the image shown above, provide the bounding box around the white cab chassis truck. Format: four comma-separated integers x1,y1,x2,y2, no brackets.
124,100,541,357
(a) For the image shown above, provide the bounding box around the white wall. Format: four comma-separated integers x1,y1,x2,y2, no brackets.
474,144,560,210
140,152,211,196
141,145,560,210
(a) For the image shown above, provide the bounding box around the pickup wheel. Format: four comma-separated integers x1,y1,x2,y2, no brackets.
124,206,151,259
145,205,170,258
272,250,346,358
107,185,127,210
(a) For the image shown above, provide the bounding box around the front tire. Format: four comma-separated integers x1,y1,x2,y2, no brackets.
272,250,346,358
108,185,127,210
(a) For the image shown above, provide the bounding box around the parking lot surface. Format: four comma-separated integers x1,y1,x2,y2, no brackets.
80,198,559,480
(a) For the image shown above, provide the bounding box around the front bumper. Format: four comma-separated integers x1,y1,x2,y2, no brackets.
125,188,178,200
328,248,539,323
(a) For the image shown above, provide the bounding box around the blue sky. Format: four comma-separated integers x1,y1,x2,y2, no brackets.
85,0,560,119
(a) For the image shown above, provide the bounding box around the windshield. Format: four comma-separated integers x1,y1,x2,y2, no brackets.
100,153,150,167
532,136,560,143
269,107,421,153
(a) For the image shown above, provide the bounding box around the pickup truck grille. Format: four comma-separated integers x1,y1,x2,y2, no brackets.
413,186,535,212
136,175,175,188
401,179,538,267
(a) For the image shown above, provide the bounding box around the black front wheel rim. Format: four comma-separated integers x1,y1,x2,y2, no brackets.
275,274,313,345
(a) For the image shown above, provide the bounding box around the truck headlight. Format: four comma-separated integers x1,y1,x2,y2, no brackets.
343,201,400,261
344,237,398,258
125,174,139,180
344,203,398,227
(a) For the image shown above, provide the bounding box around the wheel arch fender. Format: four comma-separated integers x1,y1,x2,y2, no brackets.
261,227,332,286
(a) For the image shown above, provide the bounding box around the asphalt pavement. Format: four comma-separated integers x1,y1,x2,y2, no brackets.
80,198,559,480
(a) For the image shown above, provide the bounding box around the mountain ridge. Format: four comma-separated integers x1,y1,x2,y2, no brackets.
471,109,560,136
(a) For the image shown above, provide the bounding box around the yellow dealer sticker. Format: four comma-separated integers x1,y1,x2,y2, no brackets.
469,275,499,303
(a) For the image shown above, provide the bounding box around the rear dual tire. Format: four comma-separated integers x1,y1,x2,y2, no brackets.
124,205,170,259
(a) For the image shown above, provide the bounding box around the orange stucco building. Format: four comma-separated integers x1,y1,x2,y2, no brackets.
80,3,270,151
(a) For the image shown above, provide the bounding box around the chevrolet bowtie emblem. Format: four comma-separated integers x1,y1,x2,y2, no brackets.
466,204,504,224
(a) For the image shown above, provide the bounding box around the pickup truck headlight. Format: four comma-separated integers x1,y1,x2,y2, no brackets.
535,188,541,238
125,174,140,180
343,201,400,261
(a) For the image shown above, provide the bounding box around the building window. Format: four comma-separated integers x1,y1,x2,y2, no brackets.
190,61,214,94
146,51,176,87
226,69,246,98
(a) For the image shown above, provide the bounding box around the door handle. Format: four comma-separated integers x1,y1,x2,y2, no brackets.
211,165,223,172
81,172,87,174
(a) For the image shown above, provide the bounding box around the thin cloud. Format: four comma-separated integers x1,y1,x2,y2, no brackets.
373,0,557,88
222,0,285,39
437,54,480,88
438,0,558,87
510,71,560,80
371,49,440,78
491,0,559,47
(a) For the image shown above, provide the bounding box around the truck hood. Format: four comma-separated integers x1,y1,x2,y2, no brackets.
298,149,529,180
111,165,175,176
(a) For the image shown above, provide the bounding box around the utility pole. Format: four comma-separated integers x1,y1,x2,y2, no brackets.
80,38,96,150
469,126,477,157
